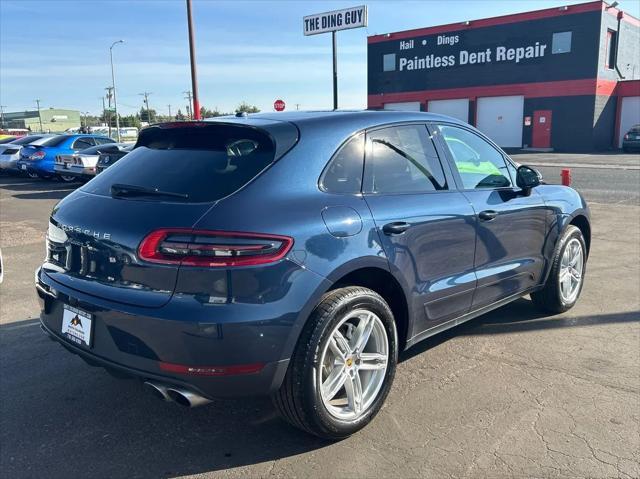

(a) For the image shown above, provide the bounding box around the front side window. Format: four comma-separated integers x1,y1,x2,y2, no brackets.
320,133,365,194
364,124,447,194
438,125,512,189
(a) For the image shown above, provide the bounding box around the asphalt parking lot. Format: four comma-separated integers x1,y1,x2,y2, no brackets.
1,153,639,478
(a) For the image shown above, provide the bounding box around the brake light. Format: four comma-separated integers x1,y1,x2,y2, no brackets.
29,151,46,160
138,229,294,267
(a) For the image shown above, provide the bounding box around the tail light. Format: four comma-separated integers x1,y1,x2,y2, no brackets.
138,229,294,267
29,151,46,160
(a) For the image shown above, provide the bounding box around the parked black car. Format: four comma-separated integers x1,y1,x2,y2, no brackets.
96,144,134,174
622,124,640,152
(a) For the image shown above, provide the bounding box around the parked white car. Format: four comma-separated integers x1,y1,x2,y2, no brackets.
54,143,132,182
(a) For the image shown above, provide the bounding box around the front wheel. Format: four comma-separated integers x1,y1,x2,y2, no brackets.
26,170,39,179
272,287,398,440
531,225,586,313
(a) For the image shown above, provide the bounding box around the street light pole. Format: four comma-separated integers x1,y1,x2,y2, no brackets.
110,40,124,142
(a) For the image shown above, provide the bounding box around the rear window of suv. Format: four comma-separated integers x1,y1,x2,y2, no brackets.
82,123,276,202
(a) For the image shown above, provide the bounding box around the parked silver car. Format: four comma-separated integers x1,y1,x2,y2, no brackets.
0,135,57,172
54,143,133,182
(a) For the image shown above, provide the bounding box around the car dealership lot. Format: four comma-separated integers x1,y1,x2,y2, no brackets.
0,153,638,478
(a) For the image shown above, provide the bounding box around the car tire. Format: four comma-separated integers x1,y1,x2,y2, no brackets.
531,225,586,314
58,174,77,183
272,286,398,440
25,170,39,179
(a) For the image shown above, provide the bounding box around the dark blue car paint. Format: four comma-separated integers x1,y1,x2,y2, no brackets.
37,111,590,399
17,134,114,176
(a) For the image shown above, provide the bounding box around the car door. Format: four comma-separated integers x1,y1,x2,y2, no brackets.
362,123,478,337
434,122,548,309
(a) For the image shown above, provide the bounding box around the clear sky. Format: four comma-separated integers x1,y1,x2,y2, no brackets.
2,0,638,116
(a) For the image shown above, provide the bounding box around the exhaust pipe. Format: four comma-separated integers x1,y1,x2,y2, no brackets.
166,387,212,408
143,381,171,402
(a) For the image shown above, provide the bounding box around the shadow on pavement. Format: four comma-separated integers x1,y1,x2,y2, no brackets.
1,303,638,477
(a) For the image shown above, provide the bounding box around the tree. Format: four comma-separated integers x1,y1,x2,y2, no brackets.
139,106,157,124
175,109,186,121
120,115,141,129
235,102,260,114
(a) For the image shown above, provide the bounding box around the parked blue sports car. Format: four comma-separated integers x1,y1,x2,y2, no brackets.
17,134,115,179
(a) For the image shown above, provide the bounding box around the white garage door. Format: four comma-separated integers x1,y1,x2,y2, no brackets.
428,99,469,123
476,96,524,148
383,101,421,111
619,96,640,147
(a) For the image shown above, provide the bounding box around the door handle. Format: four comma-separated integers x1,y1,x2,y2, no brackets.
478,210,498,221
382,222,411,235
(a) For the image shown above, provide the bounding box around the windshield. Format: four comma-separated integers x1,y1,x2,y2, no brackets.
82,124,276,202
10,135,43,145
41,135,71,147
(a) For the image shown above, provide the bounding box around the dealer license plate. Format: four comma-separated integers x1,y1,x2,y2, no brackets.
61,305,93,348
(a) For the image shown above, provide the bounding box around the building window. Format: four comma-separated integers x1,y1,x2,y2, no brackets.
552,31,572,54
605,29,617,69
383,53,396,72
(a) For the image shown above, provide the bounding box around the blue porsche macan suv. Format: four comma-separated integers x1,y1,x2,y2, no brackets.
37,111,590,439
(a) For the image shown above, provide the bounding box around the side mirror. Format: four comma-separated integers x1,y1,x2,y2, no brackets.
516,165,541,191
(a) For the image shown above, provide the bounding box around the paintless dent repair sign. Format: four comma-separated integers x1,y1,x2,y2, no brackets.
303,5,367,36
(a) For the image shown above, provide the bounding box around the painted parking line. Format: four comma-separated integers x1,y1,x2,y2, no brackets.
1,320,40,330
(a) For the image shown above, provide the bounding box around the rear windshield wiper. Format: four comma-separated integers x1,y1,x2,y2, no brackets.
110,183,189,200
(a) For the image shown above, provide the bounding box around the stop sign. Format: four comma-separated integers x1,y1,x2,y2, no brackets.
274,99,285,111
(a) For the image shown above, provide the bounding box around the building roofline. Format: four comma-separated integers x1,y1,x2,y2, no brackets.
368,1,638,44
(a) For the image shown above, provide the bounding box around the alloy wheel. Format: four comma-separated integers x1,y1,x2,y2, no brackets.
559,238,584,303
318,309,389,421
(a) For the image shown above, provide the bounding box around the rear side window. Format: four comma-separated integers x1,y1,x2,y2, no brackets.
320,133,364,194
73,138,95,150
364,124,447,194
95,137,116,145
82,124,276,202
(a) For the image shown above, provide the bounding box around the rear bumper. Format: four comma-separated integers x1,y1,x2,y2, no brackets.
0,156,19,170
622,140,640,150
17,159,53,175
36,264,329,398
54,164,96,177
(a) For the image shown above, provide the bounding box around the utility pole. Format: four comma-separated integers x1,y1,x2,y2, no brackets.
101,97,106,126
186,0,201,119
35,99,43,132
139,91,153,124
105,87,114,138
295,103,300,111
110,39,124,142
0,105,6,129
183,90,193,120
167,104,172,119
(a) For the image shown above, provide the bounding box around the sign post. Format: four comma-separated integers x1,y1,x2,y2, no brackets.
303,5,367,110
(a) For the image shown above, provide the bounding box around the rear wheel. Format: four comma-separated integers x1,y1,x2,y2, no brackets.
531,225,586,313
58,174,77,183
272,287,398,440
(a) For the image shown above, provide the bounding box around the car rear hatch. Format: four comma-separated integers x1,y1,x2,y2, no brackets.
43,120,298,308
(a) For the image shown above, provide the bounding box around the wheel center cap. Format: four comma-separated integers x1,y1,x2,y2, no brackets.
346,357,354,368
